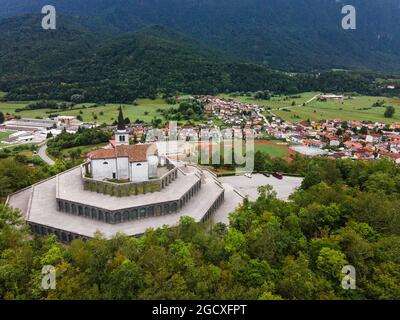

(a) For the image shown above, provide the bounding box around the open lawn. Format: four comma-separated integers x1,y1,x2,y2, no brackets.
0,131,12,141
0,98,178,124
271,94,400,123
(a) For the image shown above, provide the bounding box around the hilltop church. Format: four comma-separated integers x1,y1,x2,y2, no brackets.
6,107,226,243
87,108,159,182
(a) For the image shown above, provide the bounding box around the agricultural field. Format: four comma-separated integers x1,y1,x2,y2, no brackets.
271,94,400,123
0,98,178,124
218,92,321,109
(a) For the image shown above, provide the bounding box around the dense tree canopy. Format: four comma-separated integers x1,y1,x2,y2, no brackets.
0,157,400,299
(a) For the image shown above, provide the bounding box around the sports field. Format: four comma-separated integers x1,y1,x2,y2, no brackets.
196,140,292,162
254,141,292,159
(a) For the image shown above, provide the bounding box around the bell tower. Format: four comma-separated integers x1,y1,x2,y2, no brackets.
115,106,129,145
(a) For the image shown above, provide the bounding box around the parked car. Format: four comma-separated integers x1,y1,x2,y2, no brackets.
263,173,271,178
272,172,283,180
244,173,253,179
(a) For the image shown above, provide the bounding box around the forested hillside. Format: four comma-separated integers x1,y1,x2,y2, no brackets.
0,0,400,72
0,15,399,103
0,157,400,299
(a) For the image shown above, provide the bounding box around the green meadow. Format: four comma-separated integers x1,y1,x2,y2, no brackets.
2,93,400,125
272,94,400,123
218,92,321,109
0,98,178,124
218,91,400,123
0,131,12,141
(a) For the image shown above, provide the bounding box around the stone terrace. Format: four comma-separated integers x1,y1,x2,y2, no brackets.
8,166,225,240
57,167,200,211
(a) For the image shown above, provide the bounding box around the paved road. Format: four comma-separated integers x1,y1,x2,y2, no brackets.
38,143,55,165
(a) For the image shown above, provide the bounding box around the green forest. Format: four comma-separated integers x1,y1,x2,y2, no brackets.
0,16,400,103
1,157,399,299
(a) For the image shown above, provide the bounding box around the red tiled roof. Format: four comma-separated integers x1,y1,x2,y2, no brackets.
88,144,157,162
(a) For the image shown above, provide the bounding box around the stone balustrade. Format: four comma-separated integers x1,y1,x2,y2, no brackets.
80,160,178,197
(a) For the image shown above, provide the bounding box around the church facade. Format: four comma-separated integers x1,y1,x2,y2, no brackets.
87,108,159,182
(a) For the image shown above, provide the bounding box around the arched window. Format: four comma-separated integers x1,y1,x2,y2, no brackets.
123,211,129,221
103,161,108,165
136,163,142,167
105,212,111,223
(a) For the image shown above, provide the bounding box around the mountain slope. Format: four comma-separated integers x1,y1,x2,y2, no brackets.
0,0,399,72
0,14,397,103
0,14,99,76
0,17,298,102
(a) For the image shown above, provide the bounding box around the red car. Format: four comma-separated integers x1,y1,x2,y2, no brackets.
272,172,283,180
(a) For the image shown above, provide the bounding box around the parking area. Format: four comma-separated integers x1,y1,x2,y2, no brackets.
219,174,303,201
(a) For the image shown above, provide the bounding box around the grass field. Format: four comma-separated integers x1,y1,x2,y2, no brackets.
218,92,321,109
0,131,12,141
3,92,400,124
219,92,400,123
254,142,290,158
271,94,400,123
60,143,109,158
0,98,178,124
195,140,291,163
